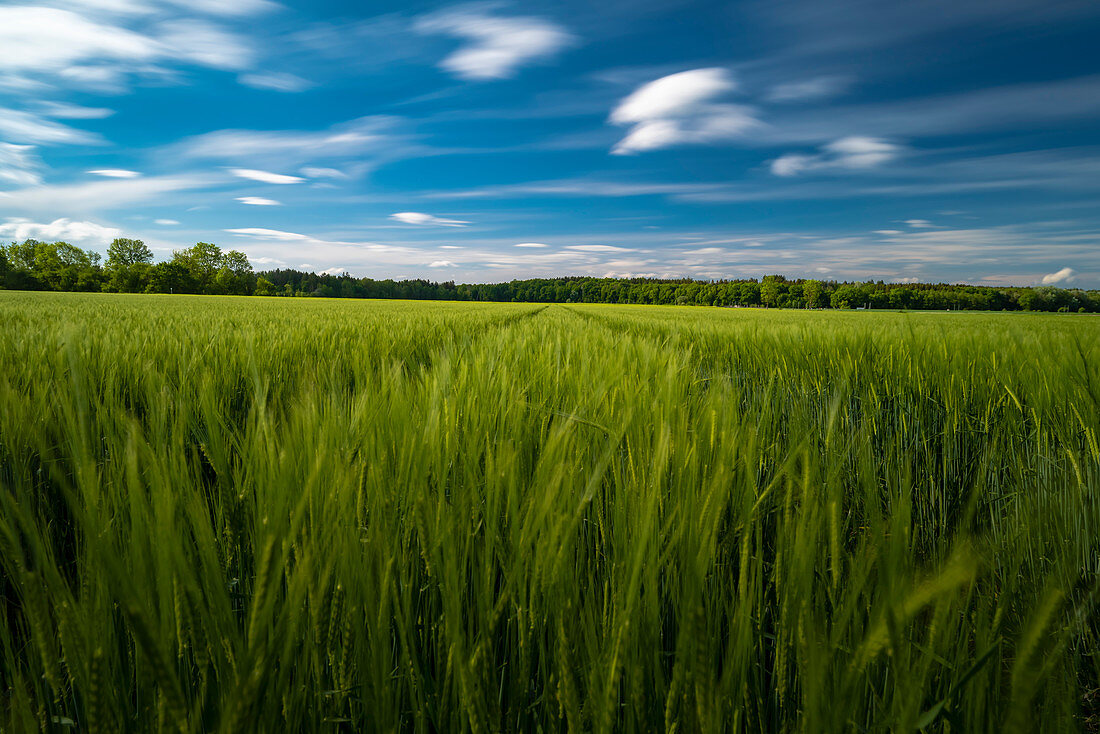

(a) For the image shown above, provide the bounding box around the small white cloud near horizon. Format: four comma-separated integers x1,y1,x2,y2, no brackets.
415,7,573,81
428,259,457,268
514,242,549,248
154,218,180,225
609,68,759,155
390,211,470,227
772,137,902,176
230,168,306,184
874,229,904,235
88,168,141,178
904,219,936,228
1041,267,1075,284
318,266,347,276
236,196,282,206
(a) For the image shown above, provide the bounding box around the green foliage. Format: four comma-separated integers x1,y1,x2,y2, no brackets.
1,293,1097,732
106,238,154,293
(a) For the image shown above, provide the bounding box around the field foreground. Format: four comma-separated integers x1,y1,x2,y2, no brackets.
1,292,1098,732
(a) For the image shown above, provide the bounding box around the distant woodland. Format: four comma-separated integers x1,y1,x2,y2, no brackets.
3,237,1098,312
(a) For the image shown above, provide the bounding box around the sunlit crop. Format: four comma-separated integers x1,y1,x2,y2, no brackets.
1,292,1097,732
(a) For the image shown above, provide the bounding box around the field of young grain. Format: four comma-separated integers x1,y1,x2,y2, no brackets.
0,291,1097,732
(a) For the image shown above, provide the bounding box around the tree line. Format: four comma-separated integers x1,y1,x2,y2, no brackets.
2,237,1098,312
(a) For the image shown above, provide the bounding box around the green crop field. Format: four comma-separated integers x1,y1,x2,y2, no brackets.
1,290,1097,732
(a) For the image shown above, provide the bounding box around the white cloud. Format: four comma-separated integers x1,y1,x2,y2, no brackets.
0,7,159,74
771,136,902,176
301,166,348,179
230,168,306,184
318,266,346,276
88,168,141,178
767,76,850,103
0,106,103,145
238,71,311,92
178,117,393,166
874,229,903,235
416,7,572,81
155,19,254,70
226,227,310,240
0,217,120,244
564,244,632,252
609,68,759,154
154,218,179,225
428,260,457,267
0,143,44,186
163,0,278,17
37,102,115,119
514,242,549,248
0,174,214,213
1041,267,1075,284
904,219,935,228
0,6,255,94
236,196,282,206
390,211,470,226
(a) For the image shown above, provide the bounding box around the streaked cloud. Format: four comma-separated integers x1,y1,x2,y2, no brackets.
230,168,306,184
390,211,470,226
238,71,312,92
771,137,902,175
0,216,120,244
226,227,310,240
88,168,141,178
767,76,850,103
0,144,44,186
416,6,573,81
236,196,282,206
609,68,759,154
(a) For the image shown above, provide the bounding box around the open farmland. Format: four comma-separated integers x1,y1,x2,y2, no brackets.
0,291,1097,732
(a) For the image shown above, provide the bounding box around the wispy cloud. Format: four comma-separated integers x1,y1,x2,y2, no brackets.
771,136,902,175
230,168,306,184
416,5,573,81
236,196,282,206
0,106,104,145
0,144,44,186
609,68,760,154
766,76,850,103
0,216,120,244
0,174,215,214
175,117,397,169
514,242,548,248
226,227,310,240
88,168,141,178
0,5,258,94
238,71,312,92
390,211,470,226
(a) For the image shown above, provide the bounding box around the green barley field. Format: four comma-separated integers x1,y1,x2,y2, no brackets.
1,290,1097,733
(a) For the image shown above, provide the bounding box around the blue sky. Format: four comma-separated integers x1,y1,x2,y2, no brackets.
1,0,1099,285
